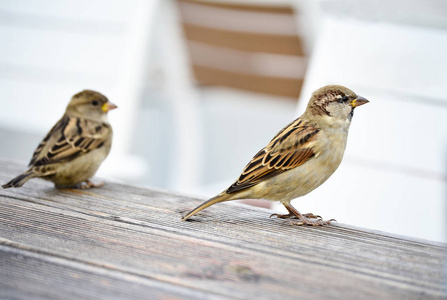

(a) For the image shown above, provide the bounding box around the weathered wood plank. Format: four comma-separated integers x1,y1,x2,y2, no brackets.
0,159,446,299
0,243,223,300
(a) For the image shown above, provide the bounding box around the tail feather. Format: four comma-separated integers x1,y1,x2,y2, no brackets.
182,192,233,220
2,172,35,189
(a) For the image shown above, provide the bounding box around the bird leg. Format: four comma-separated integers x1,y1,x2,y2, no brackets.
270,211,294,219
79,179,104,189
270,205,322,220
280,203,334,226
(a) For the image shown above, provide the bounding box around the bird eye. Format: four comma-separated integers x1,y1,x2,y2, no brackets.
338,96,349,103
91,100,99,106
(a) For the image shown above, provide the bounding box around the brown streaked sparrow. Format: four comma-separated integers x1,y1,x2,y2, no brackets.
2,90,117,189
182,85,369,225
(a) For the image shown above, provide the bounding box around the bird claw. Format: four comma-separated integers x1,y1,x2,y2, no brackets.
270,213,295,219
286,217,336,226
79,180,104,189
302,213,322,220
270,212,323,221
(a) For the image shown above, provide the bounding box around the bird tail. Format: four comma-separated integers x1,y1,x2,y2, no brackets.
182,191,233,220
2,171,35,189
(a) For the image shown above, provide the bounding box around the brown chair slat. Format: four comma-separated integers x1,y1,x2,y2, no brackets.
193,65,303,98
178,0,294,14
183,23,304,56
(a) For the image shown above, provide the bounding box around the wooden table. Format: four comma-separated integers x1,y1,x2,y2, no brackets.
0,159,446,299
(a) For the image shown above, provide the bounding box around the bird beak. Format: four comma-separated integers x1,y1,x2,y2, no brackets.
350,96,369,108
102,102,118,112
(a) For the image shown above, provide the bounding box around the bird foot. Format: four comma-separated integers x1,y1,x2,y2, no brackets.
287,217,336,226
270,212,322,220
302,213,323,220
79,180,104,189
270,212,294,219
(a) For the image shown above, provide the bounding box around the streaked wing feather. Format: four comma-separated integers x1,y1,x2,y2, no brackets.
226,119,319,194
32,116,109,166
29,116,69,166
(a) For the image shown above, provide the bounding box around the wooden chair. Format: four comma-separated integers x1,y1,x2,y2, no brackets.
177,0,308,99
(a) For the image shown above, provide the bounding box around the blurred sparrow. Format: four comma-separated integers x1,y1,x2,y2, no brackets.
182,85,369,225
2,90,117,189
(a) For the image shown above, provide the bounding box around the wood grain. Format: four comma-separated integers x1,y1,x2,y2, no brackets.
182,23,304,56
178,0,295,15
0,159,446,299
192,65,303,98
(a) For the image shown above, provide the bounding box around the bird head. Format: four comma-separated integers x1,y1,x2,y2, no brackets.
66,90,117,122
306,85,369,123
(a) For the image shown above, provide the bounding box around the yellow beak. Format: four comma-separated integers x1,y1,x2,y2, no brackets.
350,96,369,108
102,102,118,112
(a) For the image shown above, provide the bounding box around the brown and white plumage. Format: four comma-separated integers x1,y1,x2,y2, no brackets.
182,85,369,225
2,90,117,189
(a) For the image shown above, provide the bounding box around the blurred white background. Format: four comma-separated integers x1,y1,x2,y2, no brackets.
0,0,446,242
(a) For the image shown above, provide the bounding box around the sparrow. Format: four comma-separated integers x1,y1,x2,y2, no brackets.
182,85,369,225
2,90,117,189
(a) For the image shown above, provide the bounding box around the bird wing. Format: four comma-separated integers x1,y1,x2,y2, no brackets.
29,115,110,167
226,118,320,194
